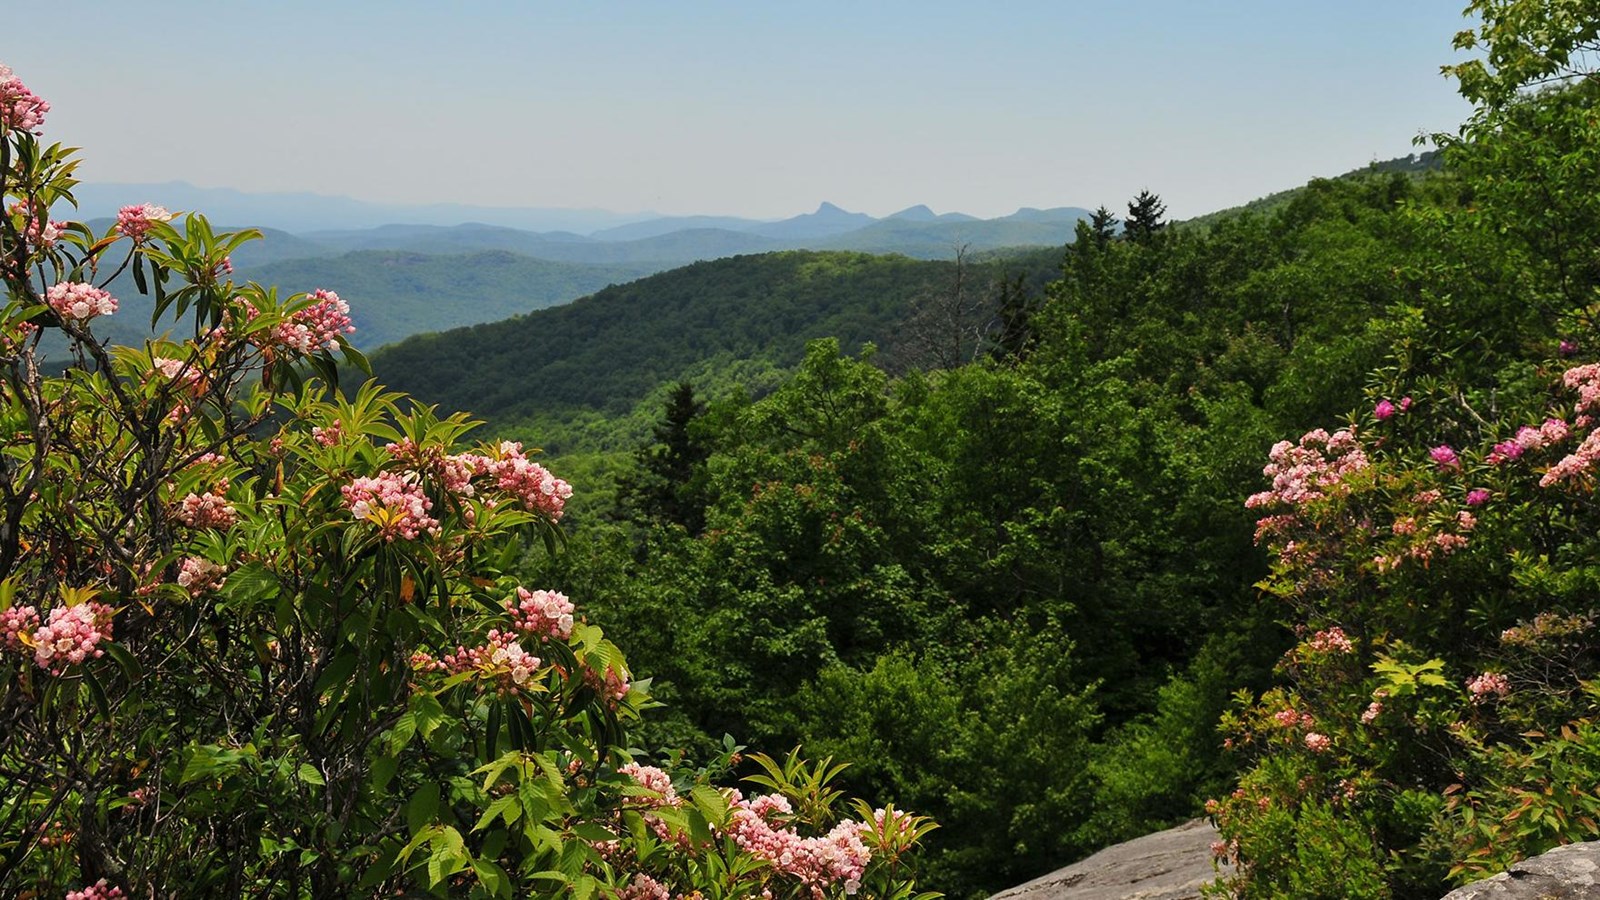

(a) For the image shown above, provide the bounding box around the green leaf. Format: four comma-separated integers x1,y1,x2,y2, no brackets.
685,807,714,846
385,710,417,755
569,822,616,843
689,784,729,828
407,783,440,836
414,691,447,739
473,794,521,833
470,857,512,899
222,563,280,606
371,754,399,791
103,642,143,683
297,762,325,786
341,344,373,377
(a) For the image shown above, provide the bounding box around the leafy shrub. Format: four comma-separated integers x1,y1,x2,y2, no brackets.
0,63,933,899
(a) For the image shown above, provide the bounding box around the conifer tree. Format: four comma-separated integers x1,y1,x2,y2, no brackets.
627,381,711,534
1124,190,1167,244
1089,205,1119,246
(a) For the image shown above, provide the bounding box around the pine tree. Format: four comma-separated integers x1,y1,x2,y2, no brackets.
1124,190,1167,244
1089,205,1119,246
625,381,711,533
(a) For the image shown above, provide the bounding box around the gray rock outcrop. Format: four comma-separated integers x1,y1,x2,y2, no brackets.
989,819,1225,900
1440,841,1600,899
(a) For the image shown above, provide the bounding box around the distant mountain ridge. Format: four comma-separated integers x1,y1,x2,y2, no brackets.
66,181,1093,262
65,181,651,234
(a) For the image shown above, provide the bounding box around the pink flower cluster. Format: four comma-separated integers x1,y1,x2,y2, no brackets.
1373,396,1411,421
1429,445,1460,469
1272,708,1315,730
386,439,483,502
479,442,572,520
65,879,124,900
272,289,353,353
866,806,922,856
1361,701,1384,724
619,762,679,807
1500,611,1592,648
176,486,238,530
508,587,574,640
1210,838,1241,864
0,63,49,133
413,629,542,689
617,762,683,845
341,471,438,541
587,664,631,703
1,603,40,650
46,282,118,322
151,356,203,391
1489,418,1570,465
726,791,872,894
177,556,227,596
312,419,342,447
1540,428,1600,487
1246,428,1368,516
1466,672,1510,702
1564,363,1600,417
1306,627,1353,654
615,874,669,900
7,200,65,248
31,602,115,674
1303,732,1331,753
115,204,172,242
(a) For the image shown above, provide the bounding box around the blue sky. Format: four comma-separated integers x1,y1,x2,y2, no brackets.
9,1,1477,220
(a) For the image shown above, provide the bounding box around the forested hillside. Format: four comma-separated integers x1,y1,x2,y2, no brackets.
361,6,1600,896
370,249,1057,452
10,4,1600,899
369,165,1442,895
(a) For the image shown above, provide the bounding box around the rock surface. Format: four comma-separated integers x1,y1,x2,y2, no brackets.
1440,841,1600,899
989,819,1225,900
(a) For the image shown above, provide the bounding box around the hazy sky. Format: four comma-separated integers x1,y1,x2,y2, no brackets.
9,1,1477,221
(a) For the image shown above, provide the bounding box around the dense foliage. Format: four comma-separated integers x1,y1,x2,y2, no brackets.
13,2,1584,897
369,250,1055,449
355,5,1600,898
0,65,935,899
501,166,1445,896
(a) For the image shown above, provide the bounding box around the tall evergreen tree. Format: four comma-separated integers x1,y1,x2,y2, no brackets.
1124,190,1167,244
1089,205,1119,246
625,381,711,534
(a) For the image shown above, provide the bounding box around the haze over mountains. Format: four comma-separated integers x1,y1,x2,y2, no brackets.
53,184,1094,354
67,182,1094,262
56,153,1432,358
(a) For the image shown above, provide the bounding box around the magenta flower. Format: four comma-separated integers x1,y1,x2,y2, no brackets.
1465,488,1491,507
1560,339,1578,357
1430,445,1460,469
1374,399,1396,421
1399,396,1414,412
